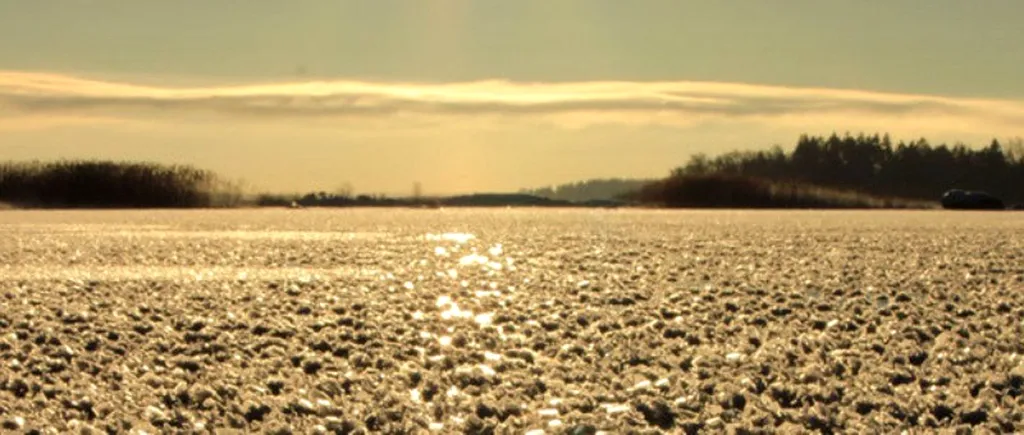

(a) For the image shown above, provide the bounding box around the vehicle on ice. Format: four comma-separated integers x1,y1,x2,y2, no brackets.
940,189,1005,210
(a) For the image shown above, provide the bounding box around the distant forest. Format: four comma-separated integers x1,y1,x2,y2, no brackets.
520,178,654,202
674,133,1024,205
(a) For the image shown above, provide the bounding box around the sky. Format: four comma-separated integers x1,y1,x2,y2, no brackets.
2,1,1023,194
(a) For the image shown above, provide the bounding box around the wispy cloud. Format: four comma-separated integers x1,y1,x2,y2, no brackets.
2,70,1023,133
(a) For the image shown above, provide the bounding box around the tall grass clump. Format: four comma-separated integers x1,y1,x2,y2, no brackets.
0,160,243,208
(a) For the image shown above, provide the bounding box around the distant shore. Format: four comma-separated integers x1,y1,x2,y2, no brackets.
252,192,630,210
7,128,1024,211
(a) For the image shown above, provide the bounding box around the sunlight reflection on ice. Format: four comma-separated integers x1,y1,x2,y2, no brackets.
425,232,475,244
601,403,631,414
457,364,496,377
538,408,559,417
458,253,489,266
479,364,496,376
0,265,376,281
473,313,493,327
435,295,452,307
115,230,385,241
440,303,473,321
457,252,505,271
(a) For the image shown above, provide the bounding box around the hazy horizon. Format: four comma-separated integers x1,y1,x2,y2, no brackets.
3,1,1023,195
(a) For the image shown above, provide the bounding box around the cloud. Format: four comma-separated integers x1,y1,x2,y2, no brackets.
2,70,1024,134
0,115,147,132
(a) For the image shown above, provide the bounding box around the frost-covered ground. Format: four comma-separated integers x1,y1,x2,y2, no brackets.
0,209,1022,434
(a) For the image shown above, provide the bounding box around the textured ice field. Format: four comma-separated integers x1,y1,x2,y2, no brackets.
0,209,1022,434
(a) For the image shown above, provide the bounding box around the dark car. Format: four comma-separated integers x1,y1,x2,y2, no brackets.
940,189,1005,210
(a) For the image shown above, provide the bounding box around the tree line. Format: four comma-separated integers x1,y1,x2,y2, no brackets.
0,160,243,208
676,133,1024,204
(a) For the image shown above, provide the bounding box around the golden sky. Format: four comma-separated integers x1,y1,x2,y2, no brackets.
2,1,1023,194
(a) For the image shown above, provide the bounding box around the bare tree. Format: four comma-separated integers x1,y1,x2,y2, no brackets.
336,182,354,199
1006,137,1024,164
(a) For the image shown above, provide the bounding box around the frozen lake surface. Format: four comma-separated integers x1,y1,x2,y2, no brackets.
0,209,1021,433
